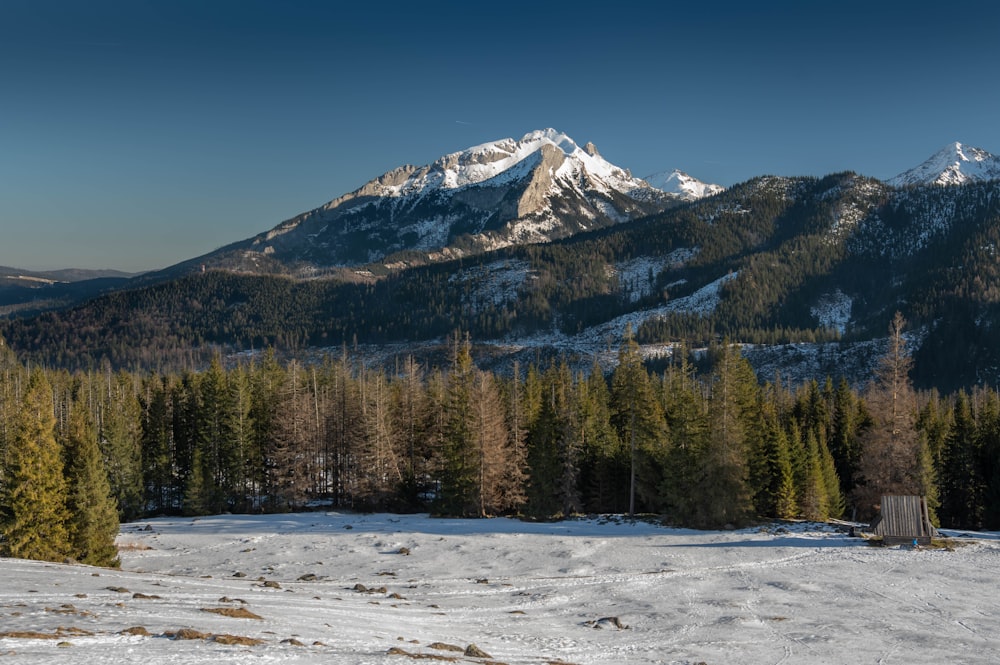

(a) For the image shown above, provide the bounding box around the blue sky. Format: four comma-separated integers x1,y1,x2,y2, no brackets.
3,1,999,272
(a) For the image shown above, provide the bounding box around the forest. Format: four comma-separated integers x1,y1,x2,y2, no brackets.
3,174,1000,391
3,311,1000,565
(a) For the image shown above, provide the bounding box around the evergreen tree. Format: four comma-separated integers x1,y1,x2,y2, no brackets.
697,343,756,527
818,434,845,519
829,377,866,501
578,360,625,513
974,390,1000,529
799,428,829,521
436,333,479,516
141,376,177,514
1,369,72,561
64,400,120,566
182,445,210,516
96,369,144,520
940,392,980,528
525,365,566,517
610,326,668,514
660,345,711,523
748,392,797,519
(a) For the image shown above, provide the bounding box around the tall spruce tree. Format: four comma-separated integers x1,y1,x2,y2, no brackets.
660,346,711,523
748,392,797,519
64,400,120,567
610,326,668,515
436,333,478,516
578,361,625,513
1,369,72,562
698,343,756,528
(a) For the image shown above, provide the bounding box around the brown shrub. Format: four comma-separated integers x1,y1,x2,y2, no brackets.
201,607,264,620
120,626,151,636
213,634,266,646
169,628,211,640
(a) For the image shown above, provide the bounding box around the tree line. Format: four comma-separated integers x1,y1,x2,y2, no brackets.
3,315,1000,565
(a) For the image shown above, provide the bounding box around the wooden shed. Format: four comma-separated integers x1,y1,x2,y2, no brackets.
868,495,937,546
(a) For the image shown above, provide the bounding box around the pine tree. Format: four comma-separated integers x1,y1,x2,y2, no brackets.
1,369,72,562
578,360,625,513
939,392,979,528
96,369,144,520
829,377,866,499
610,326,668,514
198,356,241,513
525,365,565,517
141,376,177,514
748,392,797,519
799,428,829,521
182,446,210,516
64,400,120,566
436,333,479,516
660,345,711,523
697,343,756,527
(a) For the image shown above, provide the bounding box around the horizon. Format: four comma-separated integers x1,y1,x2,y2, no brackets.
3,1,999,272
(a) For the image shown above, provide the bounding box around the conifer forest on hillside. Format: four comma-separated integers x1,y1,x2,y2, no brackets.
3,313,1000,564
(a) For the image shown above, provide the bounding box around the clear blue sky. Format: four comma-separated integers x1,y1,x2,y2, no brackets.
3,1,999,272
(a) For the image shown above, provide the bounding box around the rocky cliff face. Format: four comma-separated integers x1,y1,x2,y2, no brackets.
188,130,685,274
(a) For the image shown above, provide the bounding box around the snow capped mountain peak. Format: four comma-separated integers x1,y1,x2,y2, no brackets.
888,142,1000,187
233,129,686,269
369,128,638,194
644,169,724,200
521,128,579,155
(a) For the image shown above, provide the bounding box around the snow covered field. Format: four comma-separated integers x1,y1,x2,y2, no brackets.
2,513,999,664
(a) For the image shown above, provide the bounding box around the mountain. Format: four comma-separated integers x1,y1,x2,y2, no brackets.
888,142,1000,187
643,169,724,200
0,266,135,317
178,129,685,275
0,266,136,283
7,136,1000,392
9,169,1000,391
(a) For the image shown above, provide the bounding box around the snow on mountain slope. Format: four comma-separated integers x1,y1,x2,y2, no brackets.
889,142,1000,187
219,129,682,271
643,169,724,200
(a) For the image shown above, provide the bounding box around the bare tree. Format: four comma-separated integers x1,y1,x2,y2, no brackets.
853,312,932,518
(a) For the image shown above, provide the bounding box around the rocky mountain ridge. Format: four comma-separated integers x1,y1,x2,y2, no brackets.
889,141,1000,187
175,129,719,275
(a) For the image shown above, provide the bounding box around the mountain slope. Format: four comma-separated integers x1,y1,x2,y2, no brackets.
11,171,1000,389
183,129,684,275
888,142,1000,187
643,169,724,200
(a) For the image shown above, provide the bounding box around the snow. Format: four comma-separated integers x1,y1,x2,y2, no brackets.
611,257,662,303
810,289,852,333
3,512,999,665
377,129,644,197
449,260,529,308
643,169,724,200
660,271,736,316
889,142,1000,187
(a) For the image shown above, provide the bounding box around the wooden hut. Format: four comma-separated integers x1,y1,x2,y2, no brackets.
868,495,937,546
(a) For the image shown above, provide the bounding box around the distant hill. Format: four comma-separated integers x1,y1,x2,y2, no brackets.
0,267,136,317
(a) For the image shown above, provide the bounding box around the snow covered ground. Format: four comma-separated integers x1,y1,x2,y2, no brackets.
2,513,999,664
